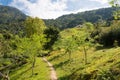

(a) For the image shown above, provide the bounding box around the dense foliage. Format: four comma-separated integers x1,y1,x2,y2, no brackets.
0,5,61,79
91,21,120,46
0,5,27,35
0,4,120,80
44,26,60,50
49,25,120,80
44,7,116,29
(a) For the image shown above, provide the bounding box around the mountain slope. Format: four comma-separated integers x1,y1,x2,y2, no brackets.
47,27,120,80
0,5,27,35
0,5,26,23
44,7,115,29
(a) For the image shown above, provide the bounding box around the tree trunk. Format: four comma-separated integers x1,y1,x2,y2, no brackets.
69,52,71,60
6,71,10,80
0,72,4,77
83,46,87,65
0,71,10,80
32,56,36,76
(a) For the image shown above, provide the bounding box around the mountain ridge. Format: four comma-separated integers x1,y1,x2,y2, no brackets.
44,7,115,29
0,5,27,35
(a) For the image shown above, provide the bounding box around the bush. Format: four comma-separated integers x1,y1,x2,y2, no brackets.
93,21,120,46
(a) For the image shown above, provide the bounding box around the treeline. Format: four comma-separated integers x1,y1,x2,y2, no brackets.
0,4,120,80
51,20,120,80
92,21,120,47
0,5,26,35
0,17,59,79
44,7,115,29
0,5,60,79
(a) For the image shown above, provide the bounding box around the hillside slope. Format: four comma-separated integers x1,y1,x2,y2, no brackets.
10,58,50,80
0,5,26,23
47,27,120,80
0,5,27,35
44,7,115,29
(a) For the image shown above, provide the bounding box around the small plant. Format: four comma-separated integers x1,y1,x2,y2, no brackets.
113,40,119,47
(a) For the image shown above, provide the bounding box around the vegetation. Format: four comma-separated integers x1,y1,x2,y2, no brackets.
10,58,49,80
0,4,120,80
91,21,120,46
0,7,49,79
0,5,26,35
44,7,116,29
48,27,120,80
109,0,120,20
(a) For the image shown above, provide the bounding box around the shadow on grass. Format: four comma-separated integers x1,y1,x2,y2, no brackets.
58,75,71,80
58,68,83,80
11,66,31,80
53,60,70,69
95,45,113,51
48,53,66,61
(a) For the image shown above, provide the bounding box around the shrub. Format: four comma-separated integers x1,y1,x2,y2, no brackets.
93,21,120,47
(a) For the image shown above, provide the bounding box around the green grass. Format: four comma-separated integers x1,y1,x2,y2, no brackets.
46,27,120,80
10,57,50,80
10,27,120,80
47,47,120,80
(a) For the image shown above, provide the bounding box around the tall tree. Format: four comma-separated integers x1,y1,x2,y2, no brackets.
64,36,78,60
16,17,47,75
44,26,59,50
75,22,94,64
16,34,46,76
24,17,46,37
109,0,120,19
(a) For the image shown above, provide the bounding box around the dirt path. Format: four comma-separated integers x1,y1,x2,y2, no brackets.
42,57,58,80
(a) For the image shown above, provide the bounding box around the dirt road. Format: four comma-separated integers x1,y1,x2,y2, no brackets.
43,57,57,80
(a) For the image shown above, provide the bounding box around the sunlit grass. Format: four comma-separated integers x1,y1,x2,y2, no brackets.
47,46,120,80
10,57,50,80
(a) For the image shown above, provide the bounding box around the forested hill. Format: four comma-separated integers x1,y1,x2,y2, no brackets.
0,5,27,35
44,7,115,29
0,5,116,34
0,5,26,23
0,5,116,33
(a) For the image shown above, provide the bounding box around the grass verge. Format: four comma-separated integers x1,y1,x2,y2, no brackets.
10,57,50,80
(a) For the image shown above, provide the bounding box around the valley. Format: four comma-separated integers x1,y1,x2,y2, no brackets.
0,1,120,79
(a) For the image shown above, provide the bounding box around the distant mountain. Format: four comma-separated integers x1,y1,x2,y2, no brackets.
0,5,27,35
44,7,116,29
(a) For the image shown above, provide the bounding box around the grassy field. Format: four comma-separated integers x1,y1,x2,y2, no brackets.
46,27,120,80
47,47,120,80
9,27,120,80
10,57,50,80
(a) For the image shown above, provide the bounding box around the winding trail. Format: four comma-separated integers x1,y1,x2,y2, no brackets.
42,57,58,80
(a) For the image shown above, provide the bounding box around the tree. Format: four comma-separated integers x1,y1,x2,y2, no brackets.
15,17,47,76
30,34,46,75
64,36,78,60
75,23,94,64
53,36,77,61
0,33,4,56
24,17,46,37
74,31,89,65
15,34,46,76
0,33,12,80
53,23,94,64
0,71,10,80
109,0,120,20
0,31,13,58
44,26,60,50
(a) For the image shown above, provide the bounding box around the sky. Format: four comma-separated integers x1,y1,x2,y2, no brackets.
0,0,110,19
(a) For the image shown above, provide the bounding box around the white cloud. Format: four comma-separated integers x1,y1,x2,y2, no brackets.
10,0,70,19
69,0,79,2
89,0,108,4
9,0,110,19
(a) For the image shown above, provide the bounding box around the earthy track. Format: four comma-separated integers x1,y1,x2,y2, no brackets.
43,57,57,80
